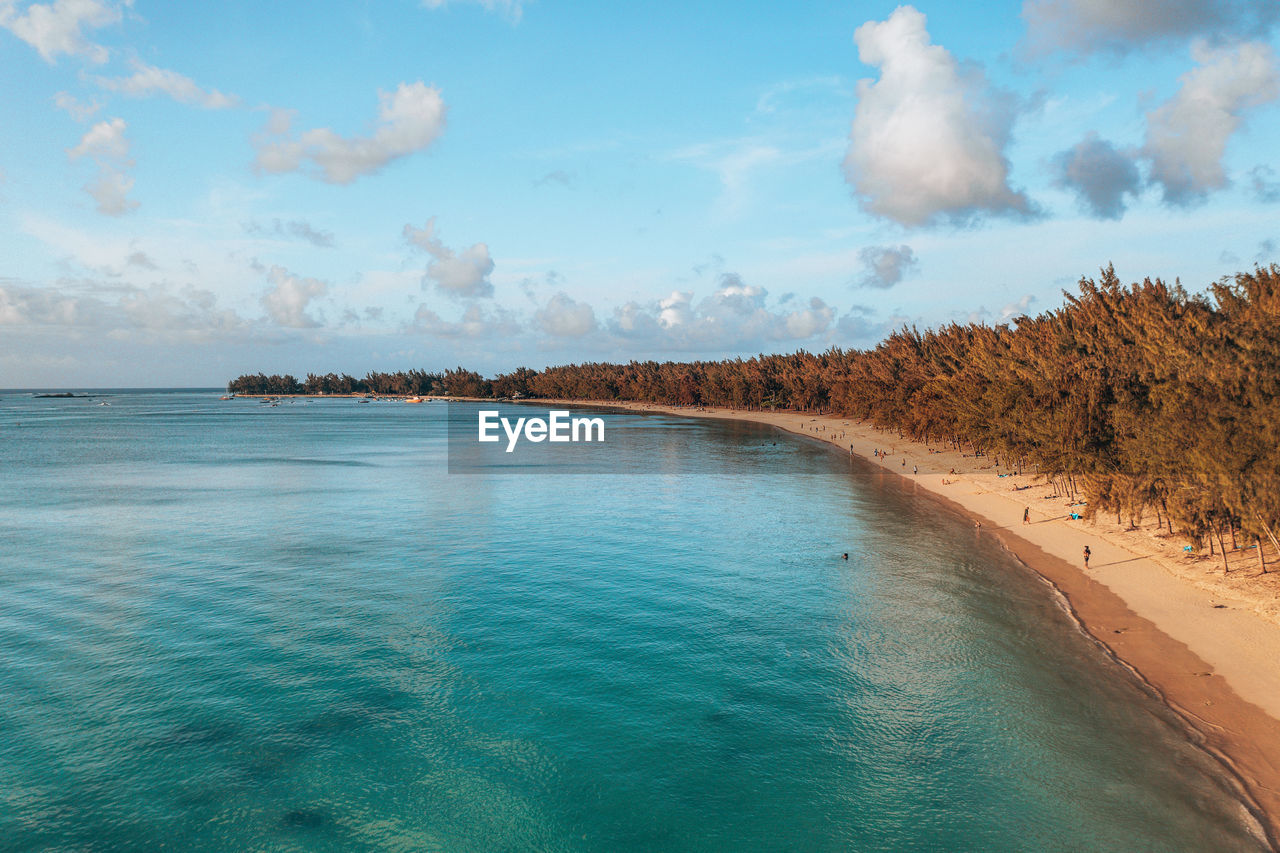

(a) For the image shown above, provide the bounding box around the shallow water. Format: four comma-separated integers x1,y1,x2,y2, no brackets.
0,392,1264,850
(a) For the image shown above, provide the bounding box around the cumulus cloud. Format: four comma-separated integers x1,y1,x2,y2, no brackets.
856,244,918,288
1000,294,1037,320
0,279,248,340
835,305,882,343
534,292,597,337
1021,0,1275,56
94,59,238,108
1252,165,1280,202
403,218,494,298
414,302,520,338
421,0,525,22
1052,132,1142,218
260,265,327,328
0,0,125,64
254,82,446,184
843,6,1033,227
53,90,100,120
1142,41,1279,206
67,116,136,215
608,273,834,350
243,218,335,248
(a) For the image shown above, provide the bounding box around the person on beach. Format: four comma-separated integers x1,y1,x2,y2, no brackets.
913,465,918,475
1083,546,1091,569
1023,507,1030,525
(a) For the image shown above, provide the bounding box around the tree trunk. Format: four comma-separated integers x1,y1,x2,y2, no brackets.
1229,523,1238,550
1214,525,1229,574
1259,538,1267,574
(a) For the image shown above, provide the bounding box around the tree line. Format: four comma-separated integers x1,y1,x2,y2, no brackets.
229,264,1280,570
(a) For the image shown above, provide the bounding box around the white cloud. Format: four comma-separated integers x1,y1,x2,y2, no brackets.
53,90,100,120
254,82,446,184
243,218,335,248
999,293,1037,320
0,0,125,64
856,244,918,288
1142,41,1279,206
67,116,137,215
68,114,127,159
1021,0,1274,56
261,265,327,328
843,6,1033,227
0,279,249,341
421,0,525,23
608,273,834,351
94,59,238,108
413,302,520,338
534,292,597,337
403,218,494,298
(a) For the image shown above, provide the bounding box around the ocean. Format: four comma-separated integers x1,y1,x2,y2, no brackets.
0,391,1263,851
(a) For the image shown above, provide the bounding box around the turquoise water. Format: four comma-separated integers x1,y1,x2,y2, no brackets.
0,391,1264,851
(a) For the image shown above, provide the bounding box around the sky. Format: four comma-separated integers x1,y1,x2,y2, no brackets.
1,0,1278,387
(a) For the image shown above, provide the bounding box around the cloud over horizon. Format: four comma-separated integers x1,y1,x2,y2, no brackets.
404,218,495,299
609,273,835,351
261,265,327,328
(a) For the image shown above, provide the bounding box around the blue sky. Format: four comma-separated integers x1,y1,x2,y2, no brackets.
1,0,1278,386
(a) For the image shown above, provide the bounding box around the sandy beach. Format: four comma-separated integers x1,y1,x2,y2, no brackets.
529,398,1280,846
237,391,1280,844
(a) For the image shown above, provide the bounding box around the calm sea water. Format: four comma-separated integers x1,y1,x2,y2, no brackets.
0,391,1264,851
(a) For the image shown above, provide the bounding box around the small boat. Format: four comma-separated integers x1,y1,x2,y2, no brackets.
405,397,425,404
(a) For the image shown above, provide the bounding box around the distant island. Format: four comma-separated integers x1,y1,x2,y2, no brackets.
230,265,1280,570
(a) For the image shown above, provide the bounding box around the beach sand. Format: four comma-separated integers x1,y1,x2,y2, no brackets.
240,391,1280,843
544,399,1280,847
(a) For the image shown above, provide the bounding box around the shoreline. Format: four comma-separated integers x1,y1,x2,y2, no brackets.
528,398,1280,848
232,391,1280,844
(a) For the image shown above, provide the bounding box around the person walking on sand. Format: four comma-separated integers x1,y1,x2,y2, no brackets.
913,465,918,475
1023,507,1030,525
1083,546,1091,569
